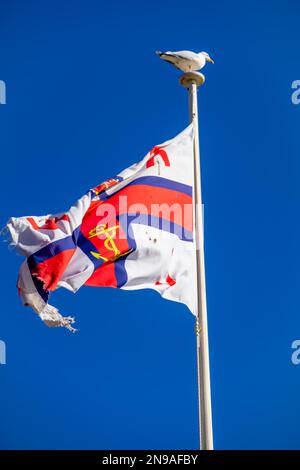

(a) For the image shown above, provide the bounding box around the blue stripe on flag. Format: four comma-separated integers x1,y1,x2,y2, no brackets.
118,213,193,242
126,176,192,197
28,227,80,267
113,235,137,288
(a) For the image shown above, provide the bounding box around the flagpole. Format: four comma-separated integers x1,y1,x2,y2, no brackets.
180,72,214,450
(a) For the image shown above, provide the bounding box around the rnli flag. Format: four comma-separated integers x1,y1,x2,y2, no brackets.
6,125,196,331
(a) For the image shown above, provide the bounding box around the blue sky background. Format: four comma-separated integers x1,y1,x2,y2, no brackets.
0,0,300,450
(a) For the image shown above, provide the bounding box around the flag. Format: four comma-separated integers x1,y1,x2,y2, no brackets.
6,125,196,331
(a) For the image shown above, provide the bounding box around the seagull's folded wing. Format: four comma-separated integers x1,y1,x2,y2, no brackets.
160,53,182,70
171,51,198,60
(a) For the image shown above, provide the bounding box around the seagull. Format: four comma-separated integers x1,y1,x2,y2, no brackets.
156,50,214,72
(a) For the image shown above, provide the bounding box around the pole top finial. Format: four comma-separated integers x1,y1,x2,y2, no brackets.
179,71,205,88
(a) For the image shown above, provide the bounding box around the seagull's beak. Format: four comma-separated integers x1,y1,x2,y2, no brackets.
207,57,214,64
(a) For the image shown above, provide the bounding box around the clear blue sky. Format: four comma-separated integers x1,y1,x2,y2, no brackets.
0,0,300,450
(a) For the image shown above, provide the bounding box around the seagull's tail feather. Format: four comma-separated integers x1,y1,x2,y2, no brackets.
155,50,163,57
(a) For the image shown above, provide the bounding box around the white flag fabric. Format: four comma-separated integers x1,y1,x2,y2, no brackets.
6,125,196,331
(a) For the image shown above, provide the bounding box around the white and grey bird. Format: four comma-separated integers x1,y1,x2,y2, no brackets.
156,50,214,72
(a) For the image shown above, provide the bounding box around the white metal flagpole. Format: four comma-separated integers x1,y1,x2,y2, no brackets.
180,71,214,450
